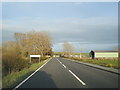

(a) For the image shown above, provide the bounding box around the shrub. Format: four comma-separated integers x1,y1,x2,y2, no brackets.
40,56,49,61
2,42,29,76
105,64,113,67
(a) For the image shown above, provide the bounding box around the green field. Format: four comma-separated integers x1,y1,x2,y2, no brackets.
80,59,119,68
73,53,89,57
66,57,119,69
54,52,89,57
2,58,51,88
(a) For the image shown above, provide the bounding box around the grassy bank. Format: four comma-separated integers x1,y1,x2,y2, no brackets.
64,57,119,69
2,58,51,88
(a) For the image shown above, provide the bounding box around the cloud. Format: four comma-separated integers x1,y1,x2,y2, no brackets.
50,17,117,44
2,17,118,51
52,41,118,52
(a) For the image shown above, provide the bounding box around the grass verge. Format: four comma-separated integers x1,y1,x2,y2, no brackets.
2,58,51,88
64,57,119,69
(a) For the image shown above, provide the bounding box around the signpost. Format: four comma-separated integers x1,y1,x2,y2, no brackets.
30,55,41,64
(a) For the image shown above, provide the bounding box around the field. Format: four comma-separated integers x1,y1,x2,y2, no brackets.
54,52,90,57
78,59,119,69
64,55,119,69
73,53,89,57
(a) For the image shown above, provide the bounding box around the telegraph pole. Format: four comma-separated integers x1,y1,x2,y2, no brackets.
79,43,82,59
80,48,82,59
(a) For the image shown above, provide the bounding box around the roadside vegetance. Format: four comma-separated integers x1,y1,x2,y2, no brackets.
2,58,51,88
64,57,119,69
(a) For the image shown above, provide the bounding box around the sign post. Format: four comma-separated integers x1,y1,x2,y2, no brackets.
30,55,41,64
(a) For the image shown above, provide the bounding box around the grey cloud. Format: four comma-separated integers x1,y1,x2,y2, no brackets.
50,17,117,44
2,17,118,51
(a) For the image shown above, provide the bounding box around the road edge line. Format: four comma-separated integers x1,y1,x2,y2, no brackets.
62,58,119,75
13,58,52,89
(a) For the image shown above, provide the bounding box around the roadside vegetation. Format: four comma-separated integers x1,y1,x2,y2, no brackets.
61,41,119,69
2,58,51,88
2,31,53,88
64,57,119,69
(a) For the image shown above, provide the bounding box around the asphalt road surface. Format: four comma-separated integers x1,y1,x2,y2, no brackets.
18,57,118,88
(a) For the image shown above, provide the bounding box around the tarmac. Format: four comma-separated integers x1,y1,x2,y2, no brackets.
64,57,120,75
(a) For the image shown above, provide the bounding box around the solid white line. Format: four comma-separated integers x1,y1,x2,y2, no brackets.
62,64,66,68
68,70,86,86
13,58,51,90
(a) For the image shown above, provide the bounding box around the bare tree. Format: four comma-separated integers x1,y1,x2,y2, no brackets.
63,41,74,57
2,30,52,76
14,32,27,57
26,31,52,56
14,31,52,57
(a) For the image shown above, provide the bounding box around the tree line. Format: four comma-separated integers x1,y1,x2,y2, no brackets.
2,31,52,76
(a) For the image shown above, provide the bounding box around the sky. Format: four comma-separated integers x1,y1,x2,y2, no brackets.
1,2,118,52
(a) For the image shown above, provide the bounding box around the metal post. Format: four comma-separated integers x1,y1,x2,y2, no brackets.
30,57,31,64
39,57,40,63
80,48,82,59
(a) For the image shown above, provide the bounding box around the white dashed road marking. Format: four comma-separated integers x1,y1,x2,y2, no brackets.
57,58,86,86
68,70,86,86
62,64,66,68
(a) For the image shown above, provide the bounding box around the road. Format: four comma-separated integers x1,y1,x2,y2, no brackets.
18,57,118,88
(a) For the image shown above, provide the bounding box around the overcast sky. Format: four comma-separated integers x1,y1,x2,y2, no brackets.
1,2,118,52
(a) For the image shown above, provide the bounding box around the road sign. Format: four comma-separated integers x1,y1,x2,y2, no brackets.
30,55,41,64
30,55,41,57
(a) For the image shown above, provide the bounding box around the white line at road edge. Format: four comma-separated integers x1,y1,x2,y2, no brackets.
68,70,86,86
13,58,51,90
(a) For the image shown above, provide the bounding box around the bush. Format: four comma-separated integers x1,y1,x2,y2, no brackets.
105,64,113,67
40,56,49,61
2,42,29,76
2,59,49,88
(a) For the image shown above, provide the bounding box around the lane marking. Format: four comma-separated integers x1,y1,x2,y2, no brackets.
13,58,52,89
57,58,67,68
68,70,86,86
57,59,61,63
57,58,86,86
59,61,62,64
62,64,66,68
57,58,62,64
